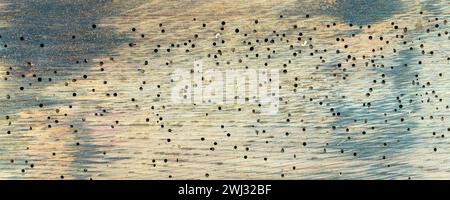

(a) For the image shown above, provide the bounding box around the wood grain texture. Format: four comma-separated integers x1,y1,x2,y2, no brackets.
0,0,450,179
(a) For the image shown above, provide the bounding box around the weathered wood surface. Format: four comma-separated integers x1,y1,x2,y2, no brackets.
0,0,450,179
